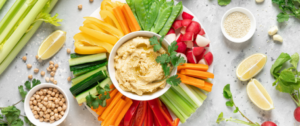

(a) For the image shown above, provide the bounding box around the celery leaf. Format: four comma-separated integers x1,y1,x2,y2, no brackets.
35,13,63,26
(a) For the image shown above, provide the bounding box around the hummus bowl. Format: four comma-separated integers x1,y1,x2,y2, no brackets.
108,31,176,101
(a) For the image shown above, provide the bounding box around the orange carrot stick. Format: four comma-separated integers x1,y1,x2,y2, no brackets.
115,98,133,126
122,4,141,32
180,69,214,79
177,63,209,71
177,74,205,88
100,92,123,120
96,89,118,116
113,5,130,34
202,81,213,92
103,99,126,126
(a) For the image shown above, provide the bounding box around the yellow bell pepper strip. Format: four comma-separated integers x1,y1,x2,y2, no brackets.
79,26,118,45
84,17,124,38
83,22,105,33
74,40,106,54
103,17,115,27
74,32,113,53
100,10,122,33
113,5,130,35
122,4,141,32
101,0,114,10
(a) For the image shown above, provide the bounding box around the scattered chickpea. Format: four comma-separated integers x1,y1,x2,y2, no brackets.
35,55,39,60
55,64,59,68
78,4,82,10
67,48,71,54
50,77,54,83
45,77,49,82
49,64,54,69
28,75,33,80
27,64,32,69
22,56,27,62
49,61,54,65
67,76,71,82
53,80,57,85
41,71,45,76
89,0,93,2
50,72,55,77
47,67,51,72
52,67,56,72
34,68,39,73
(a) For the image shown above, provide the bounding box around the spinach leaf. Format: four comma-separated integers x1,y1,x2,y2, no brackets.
218,0,231,6
270,53,291,79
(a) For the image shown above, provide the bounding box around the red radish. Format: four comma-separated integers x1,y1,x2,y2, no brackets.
176,53,187,63
176,34,183,42
167,28,175,35
182,32,194,42
199,28,206,36
204,52,213,66
294,107,300,122
192,47,204,56
165,34,176,44
182,12,194,20
186,50,197,64
186,21,201,35
185,41,193,49
196,49,206,61
206,43,210,47
180,27,186,34
182,19,192,28
176,42,187,53
198,59,207,65
172,20,182,30
195,34,210,47
261,121,277,126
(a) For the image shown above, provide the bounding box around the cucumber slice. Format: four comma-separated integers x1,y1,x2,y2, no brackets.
73,61,108,76
70,61,104,71
70,70,107,96
70,53,88,59
72,66,107,86
69,53,106,66
75,78,112,105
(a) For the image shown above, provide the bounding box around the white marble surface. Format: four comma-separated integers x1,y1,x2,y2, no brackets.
1,0,300,126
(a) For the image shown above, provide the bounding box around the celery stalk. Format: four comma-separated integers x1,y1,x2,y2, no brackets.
0,0,7,10
180,83,203,107
160,95,186,123
171,86,198,109
0,0,48,63
164,88,195,118
191,86,208,100
0,0,24,33
0,0,37,48
0,0,58,75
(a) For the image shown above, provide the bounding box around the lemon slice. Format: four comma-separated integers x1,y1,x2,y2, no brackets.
236,53,267,81
38,30,66,60
247,79,274,110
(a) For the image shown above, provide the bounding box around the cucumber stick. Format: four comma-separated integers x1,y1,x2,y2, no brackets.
72,66,107,86
73,61,108,76
75,78,112,105
69,70,107,96
70,61,104,71
70,53,87,59
69,53,106,66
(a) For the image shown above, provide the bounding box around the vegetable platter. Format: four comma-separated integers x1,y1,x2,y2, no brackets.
68,0,215,125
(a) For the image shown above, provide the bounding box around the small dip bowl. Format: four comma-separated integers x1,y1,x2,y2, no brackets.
24,83,70,126
221,7,256,43
108,31,176,101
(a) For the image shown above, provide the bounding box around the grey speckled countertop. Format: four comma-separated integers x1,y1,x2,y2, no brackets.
1,0,300,126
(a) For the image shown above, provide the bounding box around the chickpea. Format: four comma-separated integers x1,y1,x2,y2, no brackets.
40,95,45,100
89,0,93,2
44,119,49,122
49,97,53,101
49,88,53,91
55,104,59,108
30,105,34,110
47,67,51,72
53,80,57,85
49,61,54,65
50,72,55,77
55,63,59,68
53,89,58,93
61,98,65,103
39,118,44,122
67,76,71,82
35,55,39,60
30,97,35,101
27,64,32,69
78,4,82,10
33,111,37,115
39,104,43,108
54,113,58,118
36,107,40,111
47,109,51,114
22,56,27,61
60,111,65,116
34,115,39,119
50,77,54,82
59,101,63,106
39,112,44,116
49,64,54,69
41,71,45,76
67,48,71,54
50,120,54,123
29,101,33,105
37,99,41,102
62,104,67,111
28,75,33,80
55,94,59,98
33,100,37,105
45,114,50,119
58,107,62,112
47,103,52,108
52,67,56,72
50,116,55,120
34,68,39,73
59,94,63,98
51,92,55,96
42,107,46,111
50,112,54,116
35,95,40,99
43,97,48,101
58,115,62,119
54,109,58,113
47,90,51,95
38,91,43,96
51,104,55,109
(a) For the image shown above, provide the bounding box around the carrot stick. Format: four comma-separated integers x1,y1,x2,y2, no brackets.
100,92,123,120
96,89,118,117
177,74,205,88
113,5,130,34
202,81,213,92
114,98,133,126
180,69,214,79
177,63,209,71
103,99,126,126
109,84,115,90
122,4,141,32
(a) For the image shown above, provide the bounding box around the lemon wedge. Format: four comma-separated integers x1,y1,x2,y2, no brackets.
236,53,267,81
38,30,66,60
247,79,274,110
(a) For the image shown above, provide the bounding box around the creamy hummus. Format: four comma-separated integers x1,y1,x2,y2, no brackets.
114,37,166,95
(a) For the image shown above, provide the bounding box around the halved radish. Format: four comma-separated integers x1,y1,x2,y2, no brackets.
182,19,192,28
195,34,210,47
182,32,194,42
165,34,176,44
167,28,175,35
180,27,186,34
198,59,207,65
196,48,206,62
199,28,205,36
186,21,201,35
182,12,194,20
204,52,213,66
186,50,197,64
176,34,183,42
185,41,193,49
176,42,187,53
176,53,187,63
172,20,182,30
192,47,205,56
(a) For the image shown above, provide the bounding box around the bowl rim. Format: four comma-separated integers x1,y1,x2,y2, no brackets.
108,31,176,101
24,83,70,126
221,7,256,43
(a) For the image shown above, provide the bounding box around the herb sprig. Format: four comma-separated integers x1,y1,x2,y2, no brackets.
86,83,111,109
216,84,260,126
218,0,231,6
149,36,186,86
272,0,300,22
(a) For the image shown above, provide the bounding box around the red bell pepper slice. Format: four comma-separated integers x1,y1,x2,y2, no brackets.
160,100,173,121
146,105,154,126
124,100,140,126
133,101,147,126
119,118,125,126
154,117,160,126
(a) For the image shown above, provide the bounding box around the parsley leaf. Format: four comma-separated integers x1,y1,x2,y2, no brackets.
86,84,111,109
218,0,231,6
162,64,170,76
24,81,31,90
24,116,35,126
166,75,181,86
156,54,170,64
149,36,161,51
270,53,291,79
32,79,41,87
272,0,300,22
18,86,27,100
277,13,290,22
168,41,178,54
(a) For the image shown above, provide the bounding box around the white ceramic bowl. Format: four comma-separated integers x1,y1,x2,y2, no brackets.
108,31,176,101
221,7,256,43
24,83,70,126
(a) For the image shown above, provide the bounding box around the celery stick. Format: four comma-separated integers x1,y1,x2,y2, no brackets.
171,86,198,109
0,0,48,63
164,88,195,118
160,95,186,123
0,0,24,33
180,83,203,107
0,0,7,10
0,0,58,75
191,86,208,100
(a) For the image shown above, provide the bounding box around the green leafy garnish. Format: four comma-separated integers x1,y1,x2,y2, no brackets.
218,0,231,6
18,78,41,102
34,13,63,26
217,84,260,126
149,36,186,86
272,0,300,22
18,85,27,101
32,79,41,87
24,116,35,126
86,84,111,109
271,52,300,106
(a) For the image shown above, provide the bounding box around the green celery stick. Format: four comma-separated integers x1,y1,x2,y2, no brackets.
0,0,24,34
160,95,186,123
0,0,7,10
